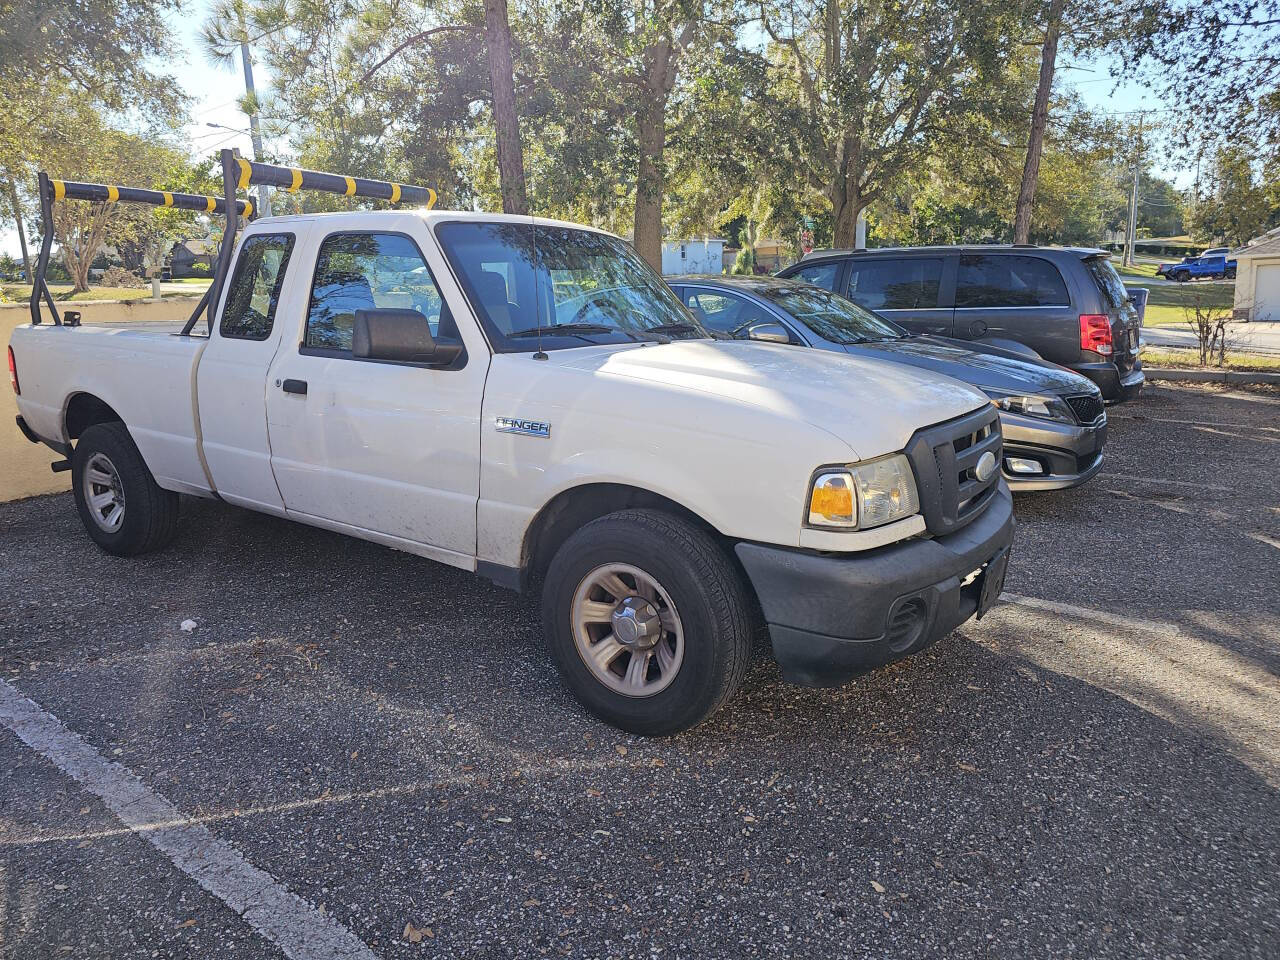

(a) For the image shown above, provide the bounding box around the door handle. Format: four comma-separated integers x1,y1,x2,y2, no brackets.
281,378,308,395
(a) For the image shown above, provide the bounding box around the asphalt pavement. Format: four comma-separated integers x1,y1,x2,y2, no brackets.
1,382,1277,959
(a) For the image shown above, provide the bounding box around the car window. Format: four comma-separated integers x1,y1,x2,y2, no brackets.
1084,256,1129,311
220,233,294,341
789,261,840,291
305,233,451,352
436,221,706,352
845,258,943,310
756,284,908,344
683,289,776,336
956,255,1069,308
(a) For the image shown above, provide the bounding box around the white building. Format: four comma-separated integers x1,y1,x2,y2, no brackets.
1231,228,1280,323
661,238,725,276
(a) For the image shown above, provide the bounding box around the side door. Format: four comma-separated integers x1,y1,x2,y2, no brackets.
264,227,489,568
842,256,952,334
952,253,1075,358
196,230,300,515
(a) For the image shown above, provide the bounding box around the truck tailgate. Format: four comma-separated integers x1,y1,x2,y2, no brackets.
9,322,213,496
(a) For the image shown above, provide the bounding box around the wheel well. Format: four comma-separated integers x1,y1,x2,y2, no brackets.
523,483,722,587
64,393,123,441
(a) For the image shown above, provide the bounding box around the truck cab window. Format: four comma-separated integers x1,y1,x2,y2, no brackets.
220,234,295,340
305,232,453,352
790,261,840,291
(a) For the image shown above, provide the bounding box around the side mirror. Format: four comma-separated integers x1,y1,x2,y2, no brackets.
352,308,463,366
744,321,791,344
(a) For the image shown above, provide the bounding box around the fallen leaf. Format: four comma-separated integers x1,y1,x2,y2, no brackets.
586,788,603,798
54,884,67,891
523,899,541,907
614,745,628,756
178,918,196,928
956,762,977,772
180,619,197,633
350,751,359,760
870,880,886,894
403,922,423,943
496,816,512,824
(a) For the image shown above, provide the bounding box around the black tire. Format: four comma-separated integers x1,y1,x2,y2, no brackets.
541,509,752,735
72,421,179,556
1174,271,1189,283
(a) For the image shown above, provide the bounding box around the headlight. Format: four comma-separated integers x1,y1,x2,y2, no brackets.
984,390,1073,423
807,453,919,530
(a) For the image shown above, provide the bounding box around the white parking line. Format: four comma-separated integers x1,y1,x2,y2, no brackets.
999,592,1181,637
0,681,378,960
1130,416,1280,433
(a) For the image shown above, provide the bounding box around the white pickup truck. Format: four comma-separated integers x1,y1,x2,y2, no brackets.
10,209,1013,734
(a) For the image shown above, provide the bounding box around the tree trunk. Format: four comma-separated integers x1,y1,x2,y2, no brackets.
632,38,674,272
1013,0,1066,245
483,0,528,215
7,179,31,279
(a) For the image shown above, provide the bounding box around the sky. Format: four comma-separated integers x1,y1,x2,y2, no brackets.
2,3,1178,259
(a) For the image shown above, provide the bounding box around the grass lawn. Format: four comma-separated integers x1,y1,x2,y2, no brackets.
1116,261,1160,279
1127,281,1236,327
1142,346,1280,372
1,283,206,302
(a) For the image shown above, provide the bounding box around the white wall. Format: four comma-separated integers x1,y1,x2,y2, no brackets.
1234,255,1280,322
661,240,724,276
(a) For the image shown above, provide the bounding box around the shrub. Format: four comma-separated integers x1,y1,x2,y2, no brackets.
99,266,147,289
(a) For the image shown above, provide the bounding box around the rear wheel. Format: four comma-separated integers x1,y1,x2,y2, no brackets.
541,509,752,735
72,422,179,556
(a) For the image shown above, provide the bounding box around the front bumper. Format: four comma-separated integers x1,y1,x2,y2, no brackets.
999,410,1107,492
735,486,1015,688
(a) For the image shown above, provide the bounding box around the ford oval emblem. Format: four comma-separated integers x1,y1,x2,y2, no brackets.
974,451,997,483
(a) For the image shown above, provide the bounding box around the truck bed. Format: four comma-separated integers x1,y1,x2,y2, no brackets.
10,322,214,497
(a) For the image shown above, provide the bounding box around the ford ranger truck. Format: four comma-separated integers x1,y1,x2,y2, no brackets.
10,211,1014,735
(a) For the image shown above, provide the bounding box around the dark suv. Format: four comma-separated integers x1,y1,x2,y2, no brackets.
777,246,1144,401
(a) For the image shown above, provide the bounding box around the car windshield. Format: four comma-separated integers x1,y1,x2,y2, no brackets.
757,284,908,344
435,221,708,352
1084,256,1129,311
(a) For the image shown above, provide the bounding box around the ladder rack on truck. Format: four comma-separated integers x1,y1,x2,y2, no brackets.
28,148,438,335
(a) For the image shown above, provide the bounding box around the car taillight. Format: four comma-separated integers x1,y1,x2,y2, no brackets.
7,345,17,395
1079,314,1112,356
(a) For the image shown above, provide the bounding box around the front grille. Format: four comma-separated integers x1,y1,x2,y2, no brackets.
905,405,1003,536
1065,392,1105,424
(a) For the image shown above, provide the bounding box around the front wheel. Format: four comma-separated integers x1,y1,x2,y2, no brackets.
541,509,753,735
72,422,179,556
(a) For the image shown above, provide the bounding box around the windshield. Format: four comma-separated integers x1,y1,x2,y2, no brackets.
757,284,908,344
1084,256,1129,312
435,221,707,351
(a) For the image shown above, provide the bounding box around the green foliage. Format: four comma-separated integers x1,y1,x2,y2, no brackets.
1186,146,1277,246
730,245,755,275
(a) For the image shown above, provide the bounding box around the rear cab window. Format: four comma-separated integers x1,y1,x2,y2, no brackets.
845,258,943,310
220,233,295,340
956,255,1069,308
303,232,459,356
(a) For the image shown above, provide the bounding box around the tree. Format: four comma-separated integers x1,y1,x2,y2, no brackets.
1013,0,1066,243
1186,147,1276,246
753,0,1016,247
205,0,528,213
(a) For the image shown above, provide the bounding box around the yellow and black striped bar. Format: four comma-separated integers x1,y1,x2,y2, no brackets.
231,157,436,209
44,179,254,217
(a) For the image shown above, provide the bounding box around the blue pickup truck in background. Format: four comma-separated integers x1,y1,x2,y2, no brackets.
1156,251,1237,281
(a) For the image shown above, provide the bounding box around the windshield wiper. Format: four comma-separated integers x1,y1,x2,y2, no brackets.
508,323,615,338
646,322,703,336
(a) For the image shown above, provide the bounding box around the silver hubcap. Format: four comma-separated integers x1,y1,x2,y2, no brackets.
83,452,125,533
571,563,684,698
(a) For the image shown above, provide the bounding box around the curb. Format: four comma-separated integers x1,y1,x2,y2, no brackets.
1146,367,1280,386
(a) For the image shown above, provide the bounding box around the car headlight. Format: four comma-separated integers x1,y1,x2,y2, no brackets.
984,390,1073,423
807,453,920,530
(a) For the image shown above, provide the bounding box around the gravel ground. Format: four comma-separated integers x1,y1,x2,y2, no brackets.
1,382,1277,959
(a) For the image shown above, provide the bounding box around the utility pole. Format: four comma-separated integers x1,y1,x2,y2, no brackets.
236,11,271,217
1124,113,1143,267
